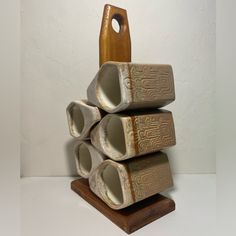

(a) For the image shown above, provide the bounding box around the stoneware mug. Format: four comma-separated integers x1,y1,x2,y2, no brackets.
91,110,176,161
87,62,175,113
74,140,106,178
89,151,173,209
66,99,104,139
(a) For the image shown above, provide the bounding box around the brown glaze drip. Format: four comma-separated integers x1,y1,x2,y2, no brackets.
124,164,136,203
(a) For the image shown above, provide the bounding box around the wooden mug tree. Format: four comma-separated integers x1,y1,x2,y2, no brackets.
71,4,175,234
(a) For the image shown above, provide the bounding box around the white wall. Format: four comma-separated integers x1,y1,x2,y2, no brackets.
1,0,20,235
216,0,236,233
21,0,215,176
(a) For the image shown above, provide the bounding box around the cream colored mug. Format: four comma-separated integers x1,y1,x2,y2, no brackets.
66,100,104,139
89,151,173,209
91,110,176,161
87,62,175,113
74,140,106,178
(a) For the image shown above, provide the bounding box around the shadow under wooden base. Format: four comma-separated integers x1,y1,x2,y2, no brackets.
71,178,175,234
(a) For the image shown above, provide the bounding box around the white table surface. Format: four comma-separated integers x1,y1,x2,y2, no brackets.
21,174,216,236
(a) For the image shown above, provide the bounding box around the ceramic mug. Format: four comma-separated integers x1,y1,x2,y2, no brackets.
91,110,176,161
74,140,106,178
89,151,173,209
66,99,104,139
87,62,175,113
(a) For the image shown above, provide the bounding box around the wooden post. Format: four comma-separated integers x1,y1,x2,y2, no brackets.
99,4,131,66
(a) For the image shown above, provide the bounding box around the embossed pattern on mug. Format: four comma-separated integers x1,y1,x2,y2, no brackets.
127,153,173,202
132,112,176,155
87,62,175,113
122,64,175,102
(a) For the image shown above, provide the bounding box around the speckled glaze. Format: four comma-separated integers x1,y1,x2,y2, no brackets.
90,110,176,161
74,140,106,178
66,100,104,139
87,62,175,113
89,152,173,209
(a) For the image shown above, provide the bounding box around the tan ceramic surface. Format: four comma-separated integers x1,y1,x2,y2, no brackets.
89,152,173,209
87,62,175,113
90,110,176,161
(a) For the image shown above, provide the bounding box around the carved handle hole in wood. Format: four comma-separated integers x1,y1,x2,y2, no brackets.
111,14,123,33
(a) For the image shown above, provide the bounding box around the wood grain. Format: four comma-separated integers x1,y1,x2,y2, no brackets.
99,4,131,66
71,178,175,234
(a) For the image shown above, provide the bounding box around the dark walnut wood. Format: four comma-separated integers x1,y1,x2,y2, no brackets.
99,4,131,67
71,179,175,234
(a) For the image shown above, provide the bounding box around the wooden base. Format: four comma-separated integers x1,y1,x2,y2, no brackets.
71,178,175,234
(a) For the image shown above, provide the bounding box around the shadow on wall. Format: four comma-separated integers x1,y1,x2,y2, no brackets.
165,148,177,174
162,148,178,199
64,138,79,177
